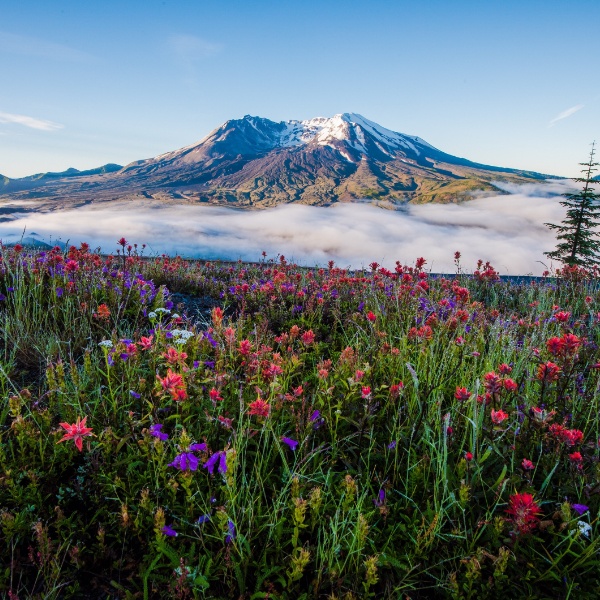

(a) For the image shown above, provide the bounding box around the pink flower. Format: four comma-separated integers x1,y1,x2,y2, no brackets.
491,409,508,424
301,330,315,345
521,458,535,471
361,386,371,399
57,417,94,452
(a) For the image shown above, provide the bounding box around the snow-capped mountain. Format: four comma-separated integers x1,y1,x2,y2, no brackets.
0,113,551,207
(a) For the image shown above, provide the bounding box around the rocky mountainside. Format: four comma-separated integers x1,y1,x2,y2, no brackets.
0,113,553,208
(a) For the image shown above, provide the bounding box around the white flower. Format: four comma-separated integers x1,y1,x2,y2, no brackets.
98,340,113,349
171,313,180,320
148,311,157,319
155,307,171,314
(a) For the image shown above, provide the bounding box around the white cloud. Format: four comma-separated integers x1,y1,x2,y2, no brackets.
0,31,94,62
0,181,575,275
0,111,63,131
548,104,584,127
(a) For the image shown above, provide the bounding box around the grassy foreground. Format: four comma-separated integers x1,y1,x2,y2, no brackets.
1,241,599,599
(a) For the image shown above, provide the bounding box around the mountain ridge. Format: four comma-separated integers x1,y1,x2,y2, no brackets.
0,113,556,208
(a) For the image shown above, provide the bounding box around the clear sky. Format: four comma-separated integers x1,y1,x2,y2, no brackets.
1,0,598,179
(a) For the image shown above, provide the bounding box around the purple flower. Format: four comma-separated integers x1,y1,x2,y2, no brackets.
387,440,397,450
203,451,227,475
120,353,129,361
189,442,207,452
204,331,218,348
55,287,63,297
162,525,178,537
225,520,236,544
130,390,141,399
168,452,199,471
282,436,298,451
374,489,385,507
572,503,589,516
149,423,168,441
309,410,320,422
197,513,211,524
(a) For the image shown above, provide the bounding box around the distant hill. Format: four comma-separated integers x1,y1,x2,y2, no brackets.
0,114,556,208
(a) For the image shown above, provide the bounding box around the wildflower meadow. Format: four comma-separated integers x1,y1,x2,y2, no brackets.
1,241,599,599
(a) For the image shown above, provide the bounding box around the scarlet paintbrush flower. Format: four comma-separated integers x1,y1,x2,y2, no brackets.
238,339,252,356
554,311,571,322
248,397,270,418
301,330,315,345
546,336,565,356
502,378,518,392
537,361,561,382
491,409,508,424
163,347,187,365
94,304,111,320
483,372,502,394
57,416,94,452
138,335,153,350
506,492,541,535
366,311,377,322
521,458,535,471
562,333,581,355
455,387,471,401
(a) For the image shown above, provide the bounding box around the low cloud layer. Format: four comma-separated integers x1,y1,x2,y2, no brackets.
0,181,576,275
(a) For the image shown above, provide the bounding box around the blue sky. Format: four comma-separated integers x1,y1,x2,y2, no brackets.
1,0,598,178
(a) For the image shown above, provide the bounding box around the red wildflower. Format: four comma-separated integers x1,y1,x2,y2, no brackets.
521,458,535,471
139,335,153,350
361,386,371,399
94,304,111,320
491,409,508,424
554,311,571,322
366,311,377,323
57,416,94,452
163,347,188,365
248,397,270,418
212,306,224,327
389,382,404,398
65,259,79,273
502,378,518,392
157,369,185,399
562,333,581,355
569,451,583,463
455,387,471,401
498,363,512,374
301,330,315,345
483,371,502,394
465,452,473,462
209,388,223,403
537,361,561,382
546,336,565,356
505,493,541,535
238,339,252,356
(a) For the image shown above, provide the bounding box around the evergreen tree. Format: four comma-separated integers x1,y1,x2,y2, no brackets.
545,143,600,268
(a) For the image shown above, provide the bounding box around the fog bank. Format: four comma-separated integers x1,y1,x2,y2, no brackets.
0,181,576,275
